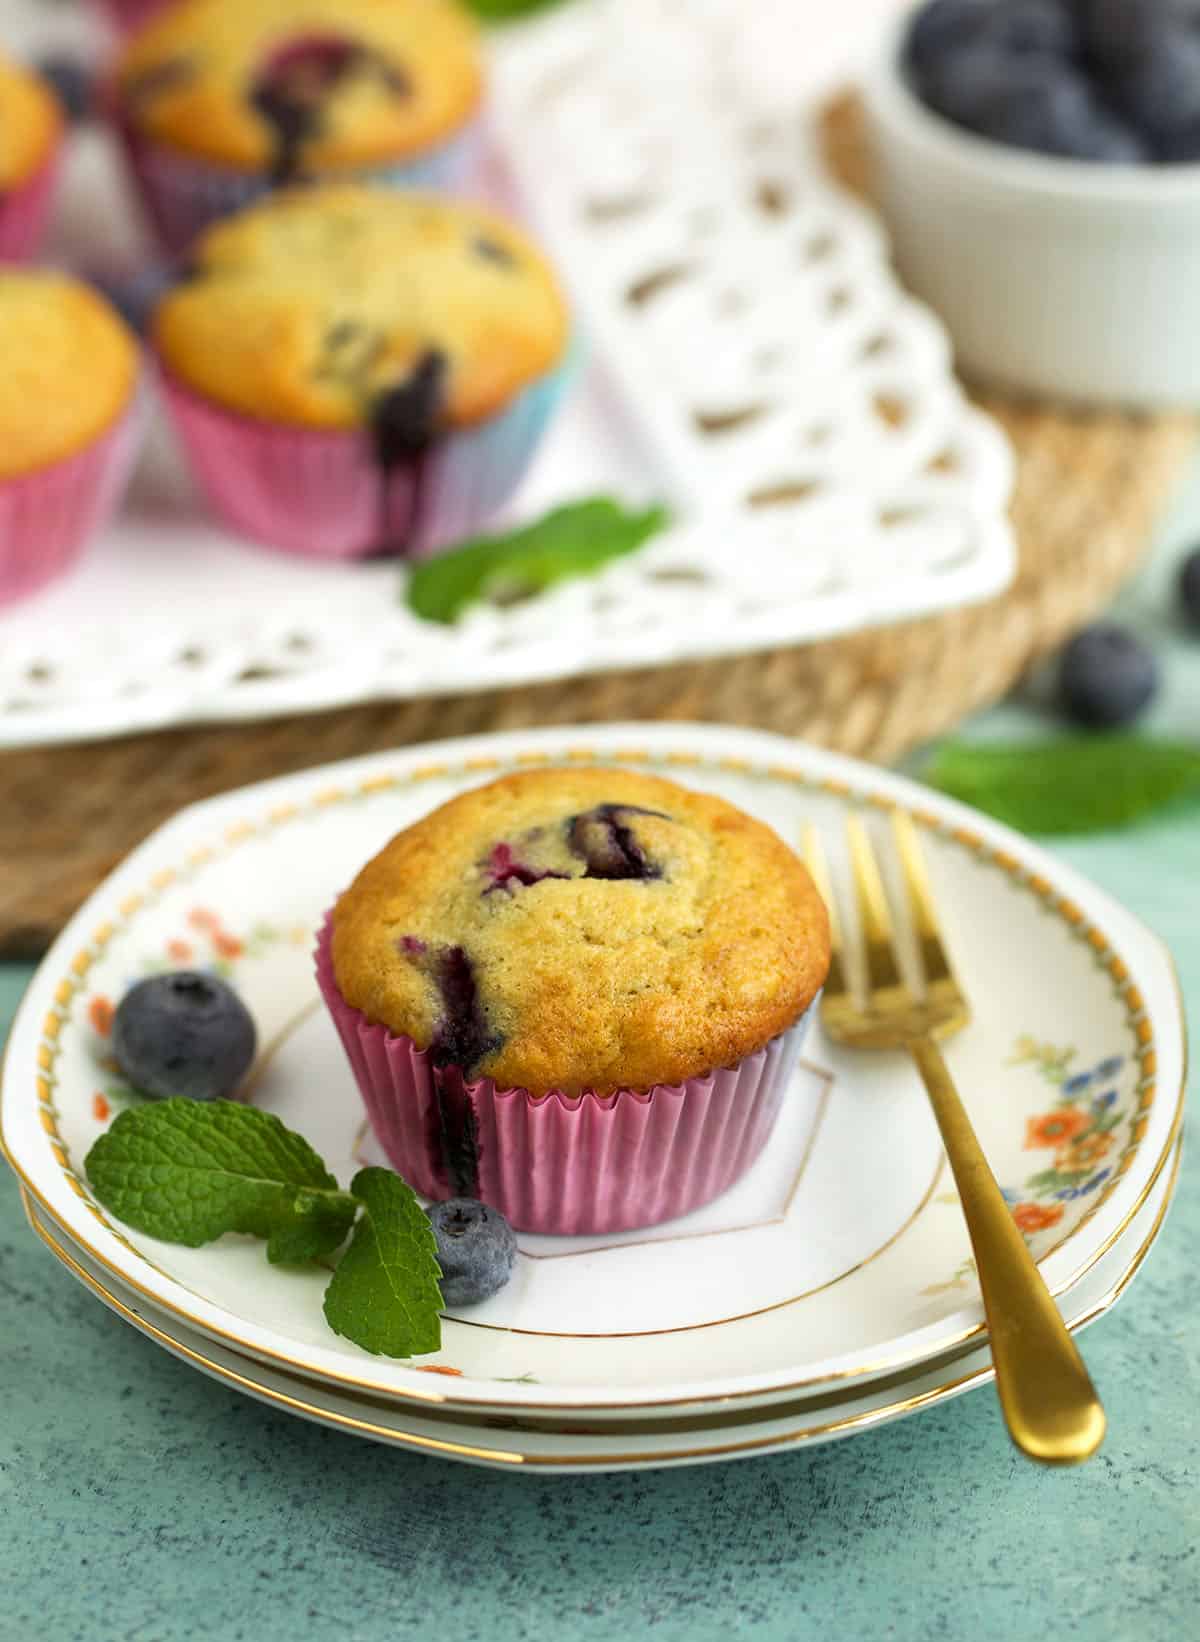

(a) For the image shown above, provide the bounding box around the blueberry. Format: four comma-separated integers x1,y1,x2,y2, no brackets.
920,47,1144,159
567,804,666,880
1077,0,1176,72
1110,32,1200,149
906,0,995,74
1179,547,1200,628
36,54,94,123
429,945,502,1075
426,1198,517,1307
1058,624,1159,727
112,971,257,1101
984,0,1079,58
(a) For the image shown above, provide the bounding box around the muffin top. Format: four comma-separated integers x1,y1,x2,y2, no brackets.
0,52,62,189
0,273,138,479
153,186,569,432
332,768,830,1096
117,0,481,178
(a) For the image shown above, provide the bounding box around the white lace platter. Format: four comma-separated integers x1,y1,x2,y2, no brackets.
0,0,1014,748
2,725,1185,1422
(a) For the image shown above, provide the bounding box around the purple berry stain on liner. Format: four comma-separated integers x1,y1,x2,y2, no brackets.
367,349,448,558
567,804,667,880
398,939,501,1196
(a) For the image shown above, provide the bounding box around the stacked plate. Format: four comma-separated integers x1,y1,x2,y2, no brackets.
2,726,1185,1472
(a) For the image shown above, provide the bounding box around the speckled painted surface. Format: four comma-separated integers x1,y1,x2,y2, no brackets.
3,479,1200,1642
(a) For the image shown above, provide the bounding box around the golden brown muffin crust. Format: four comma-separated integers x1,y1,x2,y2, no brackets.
118,0,481,175
0,52,62,189
332,769,831,1096
0,273,138,480
152,186,568,429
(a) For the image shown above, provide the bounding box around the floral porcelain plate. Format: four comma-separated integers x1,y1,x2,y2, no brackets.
0,725,1185,1419
19,1139,1180,1472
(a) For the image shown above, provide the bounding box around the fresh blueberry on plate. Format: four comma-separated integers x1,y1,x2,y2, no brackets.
112,971,257,1101
1058,623,1159,728
426,1198,517,1306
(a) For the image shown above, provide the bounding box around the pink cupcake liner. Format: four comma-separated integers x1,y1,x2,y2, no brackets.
92,0,174,33
158,358,571,562
118,118,482,256
0,149,62,264
315,914,815,1236
0,399,143,606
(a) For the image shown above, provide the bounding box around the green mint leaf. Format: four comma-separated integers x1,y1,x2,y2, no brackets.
406,497,669,624
85,1100,358,1264
924,736,1200,835
323,1168,443,1358
465,0,571,19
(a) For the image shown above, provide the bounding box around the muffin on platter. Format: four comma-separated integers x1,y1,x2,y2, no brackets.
0,52,64,262
0,271,141,604
114,0,484,251
316,768,831,1236
152,184,570,560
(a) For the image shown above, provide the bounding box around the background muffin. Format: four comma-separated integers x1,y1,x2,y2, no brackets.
0,271,141,602
318,768,829,1234
153,185,571,560
0,53,64,262
116,0,483,250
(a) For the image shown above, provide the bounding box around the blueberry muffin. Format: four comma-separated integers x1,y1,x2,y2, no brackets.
0,272,138,480
319,768,828,1233
153,186,570,559
332,768,827,1095
0,272,140,602
0,53,64,260
116,0,483,251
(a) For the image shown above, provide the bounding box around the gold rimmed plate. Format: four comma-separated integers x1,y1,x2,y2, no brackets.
1,725,1186,1419
20,1139,1181,1471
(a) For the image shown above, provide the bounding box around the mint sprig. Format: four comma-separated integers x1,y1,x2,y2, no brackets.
464,0,572,19
405,497,669,624
324,1170,443,1358
85,1102,444,1358
925,735,1200,835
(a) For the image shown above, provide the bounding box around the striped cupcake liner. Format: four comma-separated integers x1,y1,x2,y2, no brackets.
0,399,143,606
118,119,481,255
315,914,815,1237
0,148,62,264
158,355,572,563
92,0,173,34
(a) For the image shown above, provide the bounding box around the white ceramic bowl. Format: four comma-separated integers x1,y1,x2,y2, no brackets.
860,8,1200,407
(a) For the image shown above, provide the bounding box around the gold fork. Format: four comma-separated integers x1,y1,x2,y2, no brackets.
804,812,1106,1465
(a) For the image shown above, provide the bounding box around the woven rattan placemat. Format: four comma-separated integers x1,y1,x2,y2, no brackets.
2,98,1195,954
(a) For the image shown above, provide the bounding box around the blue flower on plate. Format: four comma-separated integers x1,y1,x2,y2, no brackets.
1092,1090,1118,1113
1079,1168,1111,1197
1095,1056,1123,1080
1000,1185,1020,1205
1063,1071,1093,1095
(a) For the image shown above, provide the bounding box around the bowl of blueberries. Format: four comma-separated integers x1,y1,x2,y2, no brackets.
861,0,1200,405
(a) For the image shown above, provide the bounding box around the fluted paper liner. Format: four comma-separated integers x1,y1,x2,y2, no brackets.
316,913,813,1236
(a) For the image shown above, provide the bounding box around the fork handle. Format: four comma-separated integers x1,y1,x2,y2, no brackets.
910,1035,1107,1465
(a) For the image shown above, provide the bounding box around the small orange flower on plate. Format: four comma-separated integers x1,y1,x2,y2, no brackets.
1056,1132,1114,1173
213,931,244,959
88,995,114,1038
167,938,193,961
1012,1202,1064,1233
188,907,220,932
1024,1109,1089,1150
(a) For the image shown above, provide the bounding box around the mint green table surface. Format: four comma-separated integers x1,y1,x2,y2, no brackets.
3,479,1198,1642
